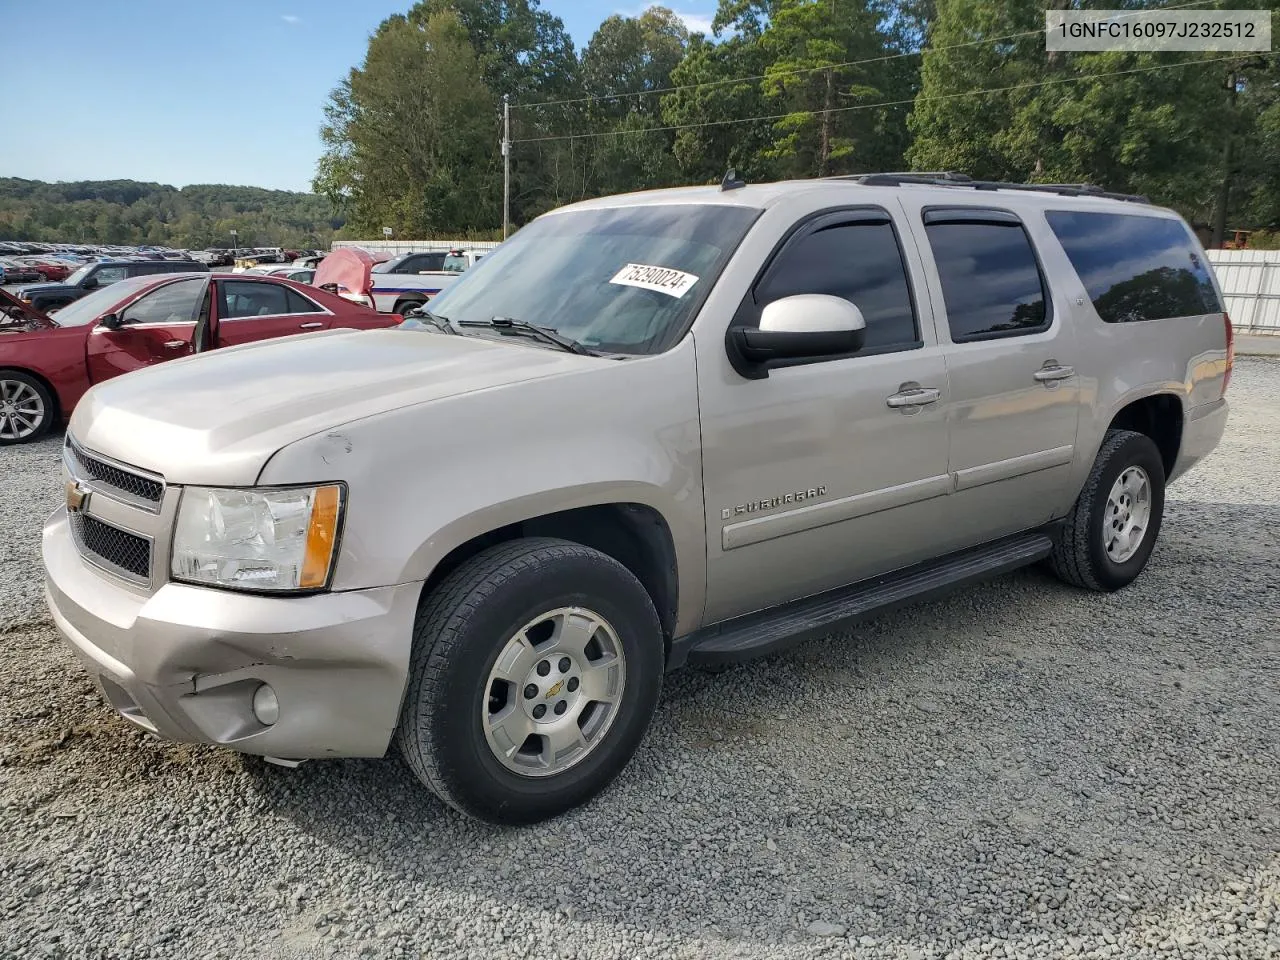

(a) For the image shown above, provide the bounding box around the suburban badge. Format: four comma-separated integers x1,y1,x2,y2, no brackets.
722,485,827,521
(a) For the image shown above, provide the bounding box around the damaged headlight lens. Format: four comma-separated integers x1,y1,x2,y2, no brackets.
171,485,344,592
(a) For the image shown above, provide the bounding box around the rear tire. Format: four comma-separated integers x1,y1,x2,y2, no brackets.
1049,429,1165,592
395,537,664,824
0,371,55,445
393,299,425,318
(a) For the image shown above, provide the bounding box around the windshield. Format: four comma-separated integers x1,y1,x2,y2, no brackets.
50,276,160,327
63,264,95,285
422,204,759,355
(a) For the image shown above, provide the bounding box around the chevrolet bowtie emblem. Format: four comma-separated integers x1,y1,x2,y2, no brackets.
66,480,91,513
545,680,564,699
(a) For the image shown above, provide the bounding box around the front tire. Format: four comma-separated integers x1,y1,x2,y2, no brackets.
0,371,55,445
395,538,664,824
1049,429,1166,592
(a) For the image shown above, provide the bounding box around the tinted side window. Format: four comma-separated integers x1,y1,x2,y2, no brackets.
1045,211,1221,323
754,218,918,351
286,289,323,314
221,280,289,318
925,220,1048,341
408,253,445,272
93,265,129,286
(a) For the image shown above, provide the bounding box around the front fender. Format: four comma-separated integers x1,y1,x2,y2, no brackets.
257,340,707,634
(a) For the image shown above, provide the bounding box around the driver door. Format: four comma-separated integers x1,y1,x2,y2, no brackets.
86,277,209,383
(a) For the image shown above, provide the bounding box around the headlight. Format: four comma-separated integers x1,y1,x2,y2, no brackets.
171,485,343,592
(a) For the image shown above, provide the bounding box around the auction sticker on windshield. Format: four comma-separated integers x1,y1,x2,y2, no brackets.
610,263,699,298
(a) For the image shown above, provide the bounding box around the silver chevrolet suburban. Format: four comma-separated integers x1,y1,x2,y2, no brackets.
42,173,1232,824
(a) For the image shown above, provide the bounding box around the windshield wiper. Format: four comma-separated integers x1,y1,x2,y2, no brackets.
456,316,595,356
402,305,459,335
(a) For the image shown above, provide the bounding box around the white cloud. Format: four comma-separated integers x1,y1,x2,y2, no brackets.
673,11,714,34
281,14,301,25
615,7,715,35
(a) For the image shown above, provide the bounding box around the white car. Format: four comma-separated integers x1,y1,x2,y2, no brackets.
366,249,484,314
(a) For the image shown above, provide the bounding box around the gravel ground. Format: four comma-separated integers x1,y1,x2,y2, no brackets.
1,361,1277,960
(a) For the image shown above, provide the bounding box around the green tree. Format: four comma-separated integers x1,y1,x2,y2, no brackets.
661,33,777,182
0,178,341,247
579,8,689,196
906,0,1046,178
908,0,1280,239
757,0,892,176
662,0,911,183
414,0,583,222
315,11,498,237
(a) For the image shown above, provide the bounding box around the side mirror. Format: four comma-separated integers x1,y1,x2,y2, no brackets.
98,313,124,331
727,294,867,378
81,276,98,290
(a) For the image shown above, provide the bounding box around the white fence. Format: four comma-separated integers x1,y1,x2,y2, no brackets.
1208,250,1280,334
332,239,502,256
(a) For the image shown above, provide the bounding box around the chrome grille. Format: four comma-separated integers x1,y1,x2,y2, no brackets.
69,512,152,582
65,436,164,506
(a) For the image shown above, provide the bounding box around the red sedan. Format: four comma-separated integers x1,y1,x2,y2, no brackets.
24,258,74,282
0,272,399,444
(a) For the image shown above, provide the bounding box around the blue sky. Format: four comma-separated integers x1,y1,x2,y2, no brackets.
0,0,715,193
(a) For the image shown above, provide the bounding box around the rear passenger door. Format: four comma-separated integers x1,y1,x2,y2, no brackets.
903,201,1083,542
213,278,331,348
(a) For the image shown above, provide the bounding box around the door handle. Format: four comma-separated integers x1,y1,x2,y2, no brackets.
298,321,324,329
1033,364,1075,383
163,340,188,349
886,387,942,409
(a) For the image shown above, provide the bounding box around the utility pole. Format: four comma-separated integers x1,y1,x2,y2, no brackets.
502,93,511,241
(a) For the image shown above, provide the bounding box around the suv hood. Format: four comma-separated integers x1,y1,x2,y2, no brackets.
13,281,73,297
70,327,602,485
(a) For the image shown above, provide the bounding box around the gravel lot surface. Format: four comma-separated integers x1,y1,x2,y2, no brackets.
2,361,1277,960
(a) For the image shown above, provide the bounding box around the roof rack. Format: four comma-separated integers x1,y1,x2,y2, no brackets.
841,171,1149,204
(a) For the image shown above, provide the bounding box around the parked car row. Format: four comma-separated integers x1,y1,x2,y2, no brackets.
0,242,328,278
0,258,45,284
10,258,211,312
0,270,398,444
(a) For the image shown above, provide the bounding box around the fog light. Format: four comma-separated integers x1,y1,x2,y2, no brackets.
252,684,279,726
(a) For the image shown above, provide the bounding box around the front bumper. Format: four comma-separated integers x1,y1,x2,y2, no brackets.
1169,397,1229,483
43,509,422,759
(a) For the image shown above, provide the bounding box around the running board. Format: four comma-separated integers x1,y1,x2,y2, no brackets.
671,533,1054,669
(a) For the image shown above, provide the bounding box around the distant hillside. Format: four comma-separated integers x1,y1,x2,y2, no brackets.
0,178,345,249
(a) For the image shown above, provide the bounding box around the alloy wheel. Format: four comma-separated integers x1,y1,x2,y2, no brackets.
0,379,46,441
1103,465,1152,564
482,606,627,778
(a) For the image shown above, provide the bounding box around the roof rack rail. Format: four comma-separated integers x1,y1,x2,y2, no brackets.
827,170,971,184
845,172,1149,204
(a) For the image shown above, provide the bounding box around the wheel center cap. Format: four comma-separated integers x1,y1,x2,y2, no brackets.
521,652,582,723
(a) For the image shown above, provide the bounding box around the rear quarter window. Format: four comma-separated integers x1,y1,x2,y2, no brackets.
1044,211,1221,323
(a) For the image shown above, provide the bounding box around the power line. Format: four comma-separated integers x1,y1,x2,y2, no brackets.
510,51,1272,145
513,0,1224,112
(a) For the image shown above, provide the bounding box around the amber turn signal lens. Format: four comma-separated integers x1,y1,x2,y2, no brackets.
299,485,342,589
